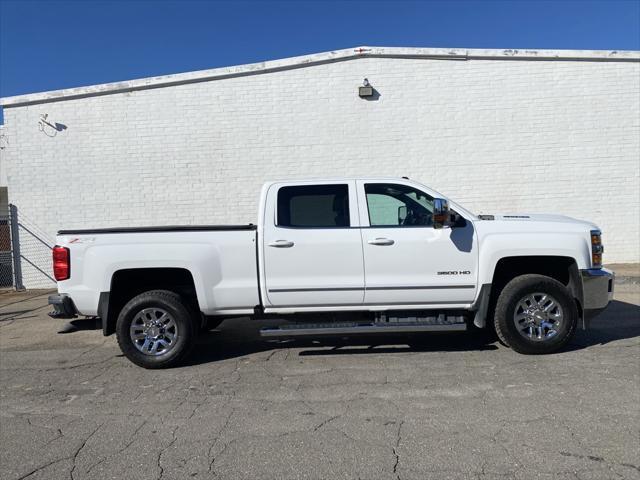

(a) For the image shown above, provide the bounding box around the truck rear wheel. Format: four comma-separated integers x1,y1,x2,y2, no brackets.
116,290,196,369
494,274,577,354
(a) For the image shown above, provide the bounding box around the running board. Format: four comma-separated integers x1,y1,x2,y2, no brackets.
260,322,466,337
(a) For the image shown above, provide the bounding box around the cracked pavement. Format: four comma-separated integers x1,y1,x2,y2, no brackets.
0,283,638,480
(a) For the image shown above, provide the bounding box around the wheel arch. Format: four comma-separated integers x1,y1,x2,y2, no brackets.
101,267,200,336
477,255,584,330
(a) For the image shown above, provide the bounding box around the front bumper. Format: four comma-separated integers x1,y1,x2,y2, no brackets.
581,268,614,319
48,294,78,319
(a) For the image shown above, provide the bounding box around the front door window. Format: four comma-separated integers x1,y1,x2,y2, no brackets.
365,184,434,227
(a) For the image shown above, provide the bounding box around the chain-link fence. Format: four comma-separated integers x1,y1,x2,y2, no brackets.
0,204,56,290
0,206,14,288
16,207,56,288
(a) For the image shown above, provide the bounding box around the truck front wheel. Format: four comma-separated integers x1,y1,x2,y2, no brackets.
116,290,196,368
494,274,578,354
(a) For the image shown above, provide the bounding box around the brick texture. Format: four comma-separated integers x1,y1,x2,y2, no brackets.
1,56,639,287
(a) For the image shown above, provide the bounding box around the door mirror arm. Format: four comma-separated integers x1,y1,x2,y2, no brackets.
450,211,467,228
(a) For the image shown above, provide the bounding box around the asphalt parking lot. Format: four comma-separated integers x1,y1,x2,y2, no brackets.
1,276,639,480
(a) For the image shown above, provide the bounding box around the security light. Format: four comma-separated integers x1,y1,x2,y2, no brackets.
359,78,373,98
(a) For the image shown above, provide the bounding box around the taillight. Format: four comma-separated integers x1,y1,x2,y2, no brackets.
53,246,70,281
590,230,603,268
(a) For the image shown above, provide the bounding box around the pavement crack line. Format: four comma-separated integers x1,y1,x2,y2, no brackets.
85,419,148,474
16,457,69,480
70,422,104,480
264,349,280,362
207,403,236,475
157,425,179,480
313,414,340,432
186,399,204,421
560,451,640,474
392,419,404,479
18,420,104,480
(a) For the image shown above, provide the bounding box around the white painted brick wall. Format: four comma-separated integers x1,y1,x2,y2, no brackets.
2,55,639,288
0,125,7,187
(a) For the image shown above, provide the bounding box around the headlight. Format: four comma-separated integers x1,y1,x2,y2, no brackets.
590,230,603,268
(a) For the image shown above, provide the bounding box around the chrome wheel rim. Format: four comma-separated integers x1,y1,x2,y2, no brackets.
129,307,178,356
513,292,563,342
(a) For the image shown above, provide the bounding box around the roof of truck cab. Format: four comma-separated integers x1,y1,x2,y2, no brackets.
265,177,415,184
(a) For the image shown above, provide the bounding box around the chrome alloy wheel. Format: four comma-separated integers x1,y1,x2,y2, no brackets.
513,292,563,342
129,307,178,356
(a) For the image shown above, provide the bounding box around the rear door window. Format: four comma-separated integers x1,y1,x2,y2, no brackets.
277,184,350,228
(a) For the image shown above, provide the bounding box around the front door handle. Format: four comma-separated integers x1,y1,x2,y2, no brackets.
368,238,395,246
268,240,295,248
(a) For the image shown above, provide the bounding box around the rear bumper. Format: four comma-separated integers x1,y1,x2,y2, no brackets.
581,268,614,320
48,294,78,319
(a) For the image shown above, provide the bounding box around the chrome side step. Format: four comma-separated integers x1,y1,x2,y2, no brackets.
260,322,466,337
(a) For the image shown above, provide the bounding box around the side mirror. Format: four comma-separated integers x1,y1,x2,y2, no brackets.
397,205,407,225
433,198,450,229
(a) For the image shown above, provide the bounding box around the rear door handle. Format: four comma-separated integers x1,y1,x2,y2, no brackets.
268,240,295,248
368,238,395,246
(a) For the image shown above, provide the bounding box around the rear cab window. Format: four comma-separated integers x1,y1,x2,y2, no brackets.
277,184,350,228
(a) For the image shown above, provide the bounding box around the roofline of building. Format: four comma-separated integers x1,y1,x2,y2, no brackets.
2,45,639,108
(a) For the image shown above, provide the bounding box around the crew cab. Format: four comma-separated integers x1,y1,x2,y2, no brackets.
49,178,614,368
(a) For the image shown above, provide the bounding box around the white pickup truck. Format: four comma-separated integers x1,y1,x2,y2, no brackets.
49,178,614,368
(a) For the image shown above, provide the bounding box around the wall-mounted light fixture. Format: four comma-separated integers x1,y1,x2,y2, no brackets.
358,78,374,98
38,114,67,137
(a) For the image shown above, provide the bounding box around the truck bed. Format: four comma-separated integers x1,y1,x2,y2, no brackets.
56,227,260,316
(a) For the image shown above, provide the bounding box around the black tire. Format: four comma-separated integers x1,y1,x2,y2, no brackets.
494,274,578,354
116,290,197,369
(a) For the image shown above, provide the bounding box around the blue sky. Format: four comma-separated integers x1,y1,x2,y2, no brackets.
1,0,639,101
